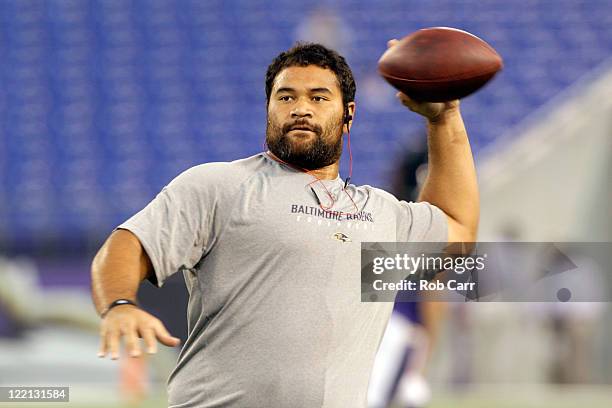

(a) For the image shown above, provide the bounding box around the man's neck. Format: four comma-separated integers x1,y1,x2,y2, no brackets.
266,151,340,180
308,162,339,180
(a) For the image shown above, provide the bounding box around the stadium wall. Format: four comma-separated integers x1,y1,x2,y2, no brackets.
477,59,612,242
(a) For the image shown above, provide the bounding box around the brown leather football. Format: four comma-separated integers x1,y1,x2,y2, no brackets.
378,27,503,102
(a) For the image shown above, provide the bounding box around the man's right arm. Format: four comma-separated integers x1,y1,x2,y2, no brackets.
91,229,180,359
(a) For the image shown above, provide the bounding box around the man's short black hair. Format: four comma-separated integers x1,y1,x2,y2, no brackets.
265,43,356,112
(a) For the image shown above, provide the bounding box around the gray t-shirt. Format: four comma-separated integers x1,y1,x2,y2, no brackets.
118,152,447,408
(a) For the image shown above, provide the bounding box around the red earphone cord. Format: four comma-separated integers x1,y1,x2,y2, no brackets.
263,124,359,214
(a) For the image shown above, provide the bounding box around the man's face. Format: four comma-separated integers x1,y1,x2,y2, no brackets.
266,65,346,170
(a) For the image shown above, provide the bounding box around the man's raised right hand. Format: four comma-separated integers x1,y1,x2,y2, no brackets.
98,305,181,359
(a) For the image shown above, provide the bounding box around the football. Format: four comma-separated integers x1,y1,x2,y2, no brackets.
377,27,503,102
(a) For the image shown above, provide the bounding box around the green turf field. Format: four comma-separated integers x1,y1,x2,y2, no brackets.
4,384,612,408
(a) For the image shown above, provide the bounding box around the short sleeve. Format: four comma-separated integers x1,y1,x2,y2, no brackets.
116,169,212,287
397,201,448,243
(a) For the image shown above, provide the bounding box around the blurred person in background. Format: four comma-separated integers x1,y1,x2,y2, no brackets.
368,139,449,408
91,41,479,407
294,6,353,58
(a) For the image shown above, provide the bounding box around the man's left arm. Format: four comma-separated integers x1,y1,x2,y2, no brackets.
384,39,479,243
398,95,479,243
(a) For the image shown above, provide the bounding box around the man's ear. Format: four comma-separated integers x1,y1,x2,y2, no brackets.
344,102,356,133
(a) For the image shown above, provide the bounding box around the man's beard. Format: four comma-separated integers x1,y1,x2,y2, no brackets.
265,115,344,170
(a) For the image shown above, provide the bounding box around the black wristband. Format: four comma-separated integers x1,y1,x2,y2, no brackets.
101,299,138,318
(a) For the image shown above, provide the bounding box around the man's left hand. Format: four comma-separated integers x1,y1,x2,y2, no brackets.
387,39,460,122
